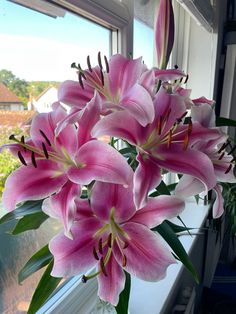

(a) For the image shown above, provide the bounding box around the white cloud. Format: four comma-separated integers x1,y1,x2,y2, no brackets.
0,34,109,81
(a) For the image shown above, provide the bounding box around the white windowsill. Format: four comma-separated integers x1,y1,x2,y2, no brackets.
38,198,210,314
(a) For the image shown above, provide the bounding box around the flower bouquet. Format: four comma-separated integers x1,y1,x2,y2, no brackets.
1,0,236,313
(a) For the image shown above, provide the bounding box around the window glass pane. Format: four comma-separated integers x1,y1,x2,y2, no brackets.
133,0,157,67
0,1,111,313
133,19,154,67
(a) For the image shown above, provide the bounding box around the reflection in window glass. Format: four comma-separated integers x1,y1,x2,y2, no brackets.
133,19,154,68
0,1,111,313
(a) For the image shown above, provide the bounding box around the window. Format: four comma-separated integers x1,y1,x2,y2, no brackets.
0,1,112,313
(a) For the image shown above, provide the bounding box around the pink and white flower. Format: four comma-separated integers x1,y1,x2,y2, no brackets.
58,54,155,128
92,85,220,208
2,100,133,215
49,181,185,305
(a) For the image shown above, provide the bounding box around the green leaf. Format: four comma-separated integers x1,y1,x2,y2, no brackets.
0,200,43,225
153,221,199,283
10,211,48,235
115,272,131,314
157,181,171,195
165,220,194,234
216,117,236,127
119,147,136,156
177,216,193,237
149,180,171,197
18,244,53,284
27,261,62,314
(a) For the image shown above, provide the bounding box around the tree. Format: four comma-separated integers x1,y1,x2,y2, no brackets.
0,69,29,107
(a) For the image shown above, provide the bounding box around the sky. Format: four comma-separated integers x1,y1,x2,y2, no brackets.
0,0,154,82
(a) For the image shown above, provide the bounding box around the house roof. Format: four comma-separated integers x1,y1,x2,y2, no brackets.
0,110,36,127
35,85,58,101
0,82,22,103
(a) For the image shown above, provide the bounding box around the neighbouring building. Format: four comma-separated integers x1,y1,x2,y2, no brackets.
0,82,24,111
28,86,58,113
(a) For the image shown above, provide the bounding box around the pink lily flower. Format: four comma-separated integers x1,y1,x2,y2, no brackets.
176,135,236,218
2,97,133,215
49,181,185,305
191,97,216,128
92,85,220,209
155,0,174,69
58,54,155,128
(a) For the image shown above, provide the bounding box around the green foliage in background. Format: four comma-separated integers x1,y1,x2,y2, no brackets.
0,69,61,108
0,126,25,195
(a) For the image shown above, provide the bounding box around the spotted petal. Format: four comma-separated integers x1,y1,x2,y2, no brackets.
50,218,101,277
68,140,133,186
42,181,81,238
113,222,176,281
2,160,67,211
97,254,125,306
131,195,185,228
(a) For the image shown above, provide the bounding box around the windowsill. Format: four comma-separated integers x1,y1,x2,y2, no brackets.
38,198,210,314
129,198,210,314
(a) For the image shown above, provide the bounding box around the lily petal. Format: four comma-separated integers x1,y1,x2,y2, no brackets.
68,140,133,186
42,181,81,238
49,218,101,277
58,80,93,108
92,111,146,145
114,222,176,281
30,105,78,156
175,175,205,197
120,83,154,126
108,54,143,95
213,184,224,219
155,145,217,193
77,92,102,146
139,69,156,96
91,182,136,223
134,153,162,209
154,68,186,81
2,160,67,211
97,254,125,306
131,195,185,228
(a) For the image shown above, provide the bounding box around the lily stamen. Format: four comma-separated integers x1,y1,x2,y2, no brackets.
157,116,162,135
167,129,172,148
39,130,51,146
87,55,92,72
100,257,108,276
225,164,232,174
18,151,27,166
218,152,225,160
20,136,27,152
104,55,109,73
107,233,113,248
42,142,49,159
98,51,103,70
93,247,99,261
100,69,104,86
217,141,229,154
31,152,37,168
184,74,189,84
98,238,103,255
122,255,127,267
78,72,84,89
